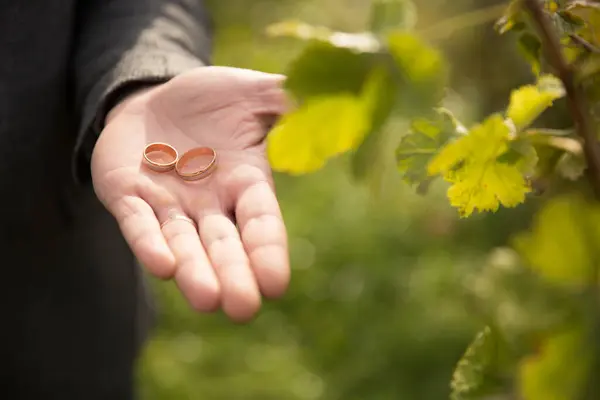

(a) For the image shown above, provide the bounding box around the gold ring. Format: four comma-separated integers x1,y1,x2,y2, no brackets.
160,211,196,230
143,142,178,172
175,146,217,181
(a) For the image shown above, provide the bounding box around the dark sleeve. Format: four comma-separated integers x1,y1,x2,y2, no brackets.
71,0,213,183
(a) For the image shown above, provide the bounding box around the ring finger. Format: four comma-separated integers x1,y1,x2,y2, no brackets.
196,210,261,322
138,180,221,312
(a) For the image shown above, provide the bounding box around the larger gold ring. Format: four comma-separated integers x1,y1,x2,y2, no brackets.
175,146,217,181
143,142,178,172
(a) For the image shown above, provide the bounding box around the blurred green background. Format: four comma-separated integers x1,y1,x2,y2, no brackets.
137,1,548,399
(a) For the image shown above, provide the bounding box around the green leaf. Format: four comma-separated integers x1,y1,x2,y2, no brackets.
495,0,526,34
506,75,565,132
395,110,459,187
284,41,374,100
387,32,448,115
267,94,370,175
556,10,586,32
499,139,539,176
551,10,586,37
369,0,417,35
350,66,397,186
512,194,600,287
565,1,600,47
517,32,542,76
428,114,533,217
519,325,592,400
450,327,509,400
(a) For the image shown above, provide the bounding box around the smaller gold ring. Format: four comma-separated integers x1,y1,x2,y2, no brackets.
143,142,178,172
160,212,196,230
175,146,217,181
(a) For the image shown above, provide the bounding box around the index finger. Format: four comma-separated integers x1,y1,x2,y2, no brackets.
110,195,176,278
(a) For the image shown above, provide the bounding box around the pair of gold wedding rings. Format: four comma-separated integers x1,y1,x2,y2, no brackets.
142,142,217,181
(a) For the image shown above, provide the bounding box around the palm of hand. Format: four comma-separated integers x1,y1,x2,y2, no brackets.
91,67,290,322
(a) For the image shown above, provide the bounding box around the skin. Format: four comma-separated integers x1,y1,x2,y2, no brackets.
91,67,291,323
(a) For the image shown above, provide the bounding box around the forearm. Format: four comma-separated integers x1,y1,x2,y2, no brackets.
71,0,212,182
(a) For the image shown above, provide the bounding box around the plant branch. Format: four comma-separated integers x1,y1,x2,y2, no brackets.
569,34,600,54
523,0,600,199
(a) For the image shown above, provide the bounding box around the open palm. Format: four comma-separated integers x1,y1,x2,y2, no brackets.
91,67,290,322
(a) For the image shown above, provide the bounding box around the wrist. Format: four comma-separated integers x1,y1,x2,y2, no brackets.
104,83,160,126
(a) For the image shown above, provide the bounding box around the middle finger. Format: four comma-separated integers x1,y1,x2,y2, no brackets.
161,212,221,313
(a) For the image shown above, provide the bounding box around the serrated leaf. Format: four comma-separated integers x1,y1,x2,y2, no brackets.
519,325,592,400
428,114,532,217
512,194,600,287
267,95,370,175
387,32,448,114
284,41,374,100
450,327,509,400
506,75,565,131
370,0,417,35
395,111,459,187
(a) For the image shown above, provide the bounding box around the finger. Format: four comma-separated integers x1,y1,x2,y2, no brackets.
197,210,261,322
136,180,220,312
162,216,221,313
110,195,175,278
252,74,293,116
233,168,290,299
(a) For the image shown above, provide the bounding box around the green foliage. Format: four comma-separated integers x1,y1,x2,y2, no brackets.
267,94,371,174
513,194,600,287
263,0,600,399
450,326,509,400
506,75,565,131
386,31,448,113
450,194,600,399
519,325,592,400
142,0,600,399
427,114,532,217
265,1,447,175
395,110,458,189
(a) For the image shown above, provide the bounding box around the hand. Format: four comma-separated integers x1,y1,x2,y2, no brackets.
91,67,291,322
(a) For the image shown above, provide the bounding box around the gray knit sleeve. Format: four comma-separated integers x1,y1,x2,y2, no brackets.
71,0,212,183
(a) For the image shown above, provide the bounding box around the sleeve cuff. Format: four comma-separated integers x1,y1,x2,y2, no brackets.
72,52,206,184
